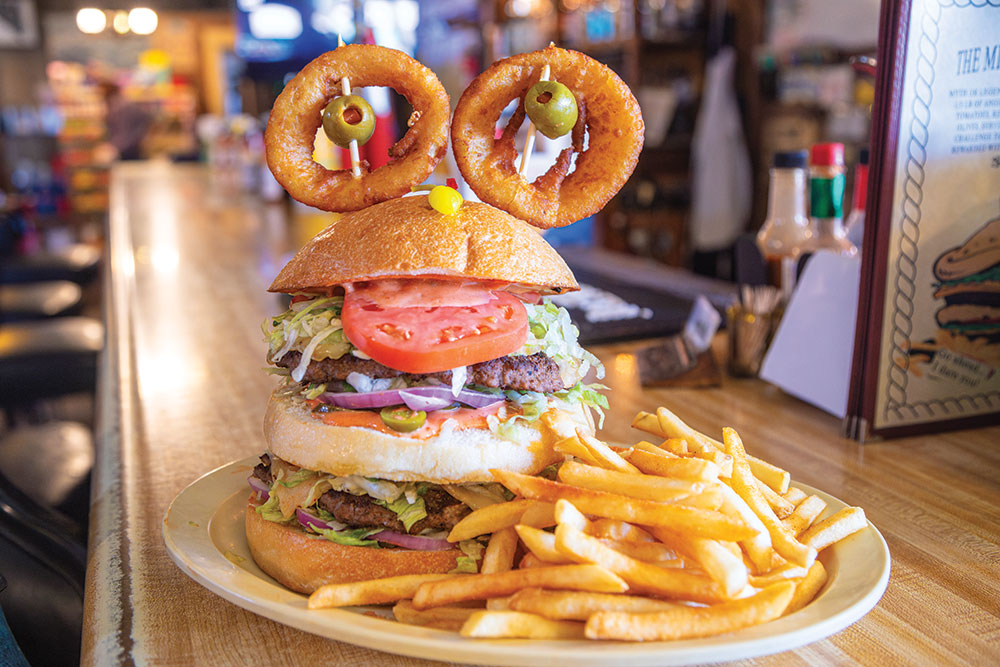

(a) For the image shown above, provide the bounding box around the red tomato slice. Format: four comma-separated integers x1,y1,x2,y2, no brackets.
341,285,528,374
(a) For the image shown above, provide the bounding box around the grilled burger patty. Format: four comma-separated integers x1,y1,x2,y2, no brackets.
275,351,565,393
251,455,470,535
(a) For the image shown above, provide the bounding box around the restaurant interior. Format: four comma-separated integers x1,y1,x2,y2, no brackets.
0,0,997,665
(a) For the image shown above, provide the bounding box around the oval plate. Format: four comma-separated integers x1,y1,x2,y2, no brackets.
163,457,890,666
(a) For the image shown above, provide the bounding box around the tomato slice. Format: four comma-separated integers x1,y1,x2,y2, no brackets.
341,283,529,374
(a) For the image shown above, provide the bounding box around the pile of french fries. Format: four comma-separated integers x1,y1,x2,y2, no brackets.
307,406,869,641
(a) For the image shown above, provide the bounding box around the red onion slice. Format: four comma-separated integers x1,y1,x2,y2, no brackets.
371,530,455,551
296,508,335,532
248,476,270,500
318,385,504,412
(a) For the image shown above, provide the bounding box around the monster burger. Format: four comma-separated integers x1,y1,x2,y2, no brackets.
245,196,606,593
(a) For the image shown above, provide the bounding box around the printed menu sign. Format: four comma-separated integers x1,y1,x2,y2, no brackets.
847,0,1000,439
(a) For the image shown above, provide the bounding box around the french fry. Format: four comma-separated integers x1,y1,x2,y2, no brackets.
514,524,571,564
747,455,791,494
782,495,828,537
748,562,809,588
481,526,519,575
308,573,462,609
716,484,773,574
660,438,689,455
800,507,867,551
625,449,722,482
554,430,640,473
557,460,706,503
392,600,478,631
598,538,681,565
782,486,808,505
508,588,679,621
486,596,512,611
632,408,734,477
651,527,748,598
586,518,657,544
493,470,755,541
519,501,557,529
757,479,796,519
411,564,628,609
631,440,677,458
447,498,536,542
518,552,547,569
722,428,816,569
554,523,726,604
460,610,585,639
785,561,828,613
585,581,796,641
553,498,590,531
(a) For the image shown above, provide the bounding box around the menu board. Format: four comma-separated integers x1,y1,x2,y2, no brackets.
847,0,1000,439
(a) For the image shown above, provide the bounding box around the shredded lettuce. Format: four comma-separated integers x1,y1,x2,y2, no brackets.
451,539,485,573
519,301,605,386
277,469,314,488
313,526,382,547
374,495,428,533
255,493,289,523
263,296,351,365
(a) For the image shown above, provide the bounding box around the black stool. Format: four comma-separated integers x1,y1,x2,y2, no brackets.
0,244,100,285
0,281,82,323
0,317,103,409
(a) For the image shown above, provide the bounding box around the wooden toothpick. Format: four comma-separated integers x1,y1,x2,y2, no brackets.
338,35,362,178
518,63,551,177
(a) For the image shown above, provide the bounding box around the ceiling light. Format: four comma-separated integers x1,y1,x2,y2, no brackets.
76,8,107,34
128,7,158,35
113,11,130,34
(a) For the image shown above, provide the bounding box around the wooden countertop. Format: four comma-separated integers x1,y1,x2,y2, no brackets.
84,163,1000,664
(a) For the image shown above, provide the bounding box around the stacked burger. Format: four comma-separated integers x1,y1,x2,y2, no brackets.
247,198,608,591
247,44,641,593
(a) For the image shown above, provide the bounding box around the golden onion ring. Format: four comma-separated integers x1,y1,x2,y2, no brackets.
265,44,450,212
451,46,643,228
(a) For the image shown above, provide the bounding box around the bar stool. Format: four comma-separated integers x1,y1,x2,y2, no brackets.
0,317,103,409
0,470,85,667
0,281,82,323
0,244,100,285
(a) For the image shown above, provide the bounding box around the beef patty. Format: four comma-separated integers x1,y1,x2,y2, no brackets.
250,455,470,535
317,487,469,534
274,351,565,393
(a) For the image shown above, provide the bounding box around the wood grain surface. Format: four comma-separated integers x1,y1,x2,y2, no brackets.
83,163,1000,665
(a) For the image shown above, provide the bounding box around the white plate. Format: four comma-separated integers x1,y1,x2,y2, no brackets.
163,457,890,666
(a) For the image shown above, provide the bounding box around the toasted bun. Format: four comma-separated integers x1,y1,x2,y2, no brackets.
245,499,460,593
264,390,590,484
268,196,578,294
933,217,1000,281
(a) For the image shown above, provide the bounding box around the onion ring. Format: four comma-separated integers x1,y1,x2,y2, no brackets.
451,45,644,228
265,44,450,212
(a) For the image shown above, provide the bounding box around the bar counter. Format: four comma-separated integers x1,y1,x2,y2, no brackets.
84,163,1000,664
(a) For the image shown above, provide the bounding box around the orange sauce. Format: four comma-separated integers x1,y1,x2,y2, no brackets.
306,399,508,439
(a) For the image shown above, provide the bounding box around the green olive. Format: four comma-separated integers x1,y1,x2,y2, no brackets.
322,94,375,148
524,81,578,139
380,405,427,433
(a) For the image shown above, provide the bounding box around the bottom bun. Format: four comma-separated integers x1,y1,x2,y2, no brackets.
245,498,460,593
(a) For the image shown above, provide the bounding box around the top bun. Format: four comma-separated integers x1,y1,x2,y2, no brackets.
268,196,578,294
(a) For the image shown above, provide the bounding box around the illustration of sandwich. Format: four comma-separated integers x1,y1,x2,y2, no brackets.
929,215,1000,367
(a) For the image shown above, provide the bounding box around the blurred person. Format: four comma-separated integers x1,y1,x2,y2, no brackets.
100,82,152,161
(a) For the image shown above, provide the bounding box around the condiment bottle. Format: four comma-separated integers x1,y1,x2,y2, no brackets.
802,142,857,257
756,150,811,293
845,147,869,249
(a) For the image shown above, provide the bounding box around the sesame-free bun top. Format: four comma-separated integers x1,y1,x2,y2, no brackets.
268,195,579,294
